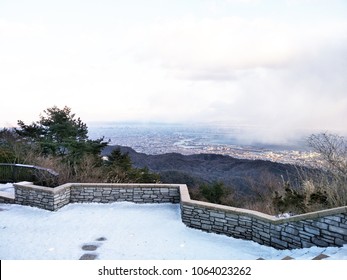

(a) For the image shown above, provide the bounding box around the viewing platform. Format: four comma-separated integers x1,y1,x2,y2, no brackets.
1,181,346,250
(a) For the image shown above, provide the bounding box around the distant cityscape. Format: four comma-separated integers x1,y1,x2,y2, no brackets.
88,122,321,166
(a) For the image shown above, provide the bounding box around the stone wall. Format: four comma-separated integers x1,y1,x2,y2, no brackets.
12,182,180,211
181,203,347,249
69,184,180,204
13,182,70,211
177,183,347,249
2,182,346,250
180,200,347,249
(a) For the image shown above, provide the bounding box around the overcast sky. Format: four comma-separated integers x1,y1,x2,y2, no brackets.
1,0,346,141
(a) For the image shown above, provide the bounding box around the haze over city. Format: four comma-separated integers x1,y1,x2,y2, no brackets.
1,0,346,143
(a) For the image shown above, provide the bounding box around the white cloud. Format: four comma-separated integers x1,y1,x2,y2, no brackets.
134,18,293,70
0,19,46,38
1,1,347,142
129,17,347,80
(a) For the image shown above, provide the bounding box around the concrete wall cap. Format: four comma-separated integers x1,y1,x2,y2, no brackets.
0,191,15,200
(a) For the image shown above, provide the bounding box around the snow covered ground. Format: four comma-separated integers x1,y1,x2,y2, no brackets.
0,182,15,195
0,184,346,260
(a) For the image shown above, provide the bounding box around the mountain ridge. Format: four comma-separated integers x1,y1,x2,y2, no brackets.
102,145,305,194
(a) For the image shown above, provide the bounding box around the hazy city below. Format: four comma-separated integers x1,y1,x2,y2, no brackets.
88,122,320,166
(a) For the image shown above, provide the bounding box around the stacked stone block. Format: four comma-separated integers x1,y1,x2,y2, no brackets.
13,182,70,211
12,182,180,211
53,184,71,210
70,184,180,204
14,185,55,211
180,201,347,249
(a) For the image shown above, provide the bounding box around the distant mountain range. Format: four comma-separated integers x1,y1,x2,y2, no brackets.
102,145,307,194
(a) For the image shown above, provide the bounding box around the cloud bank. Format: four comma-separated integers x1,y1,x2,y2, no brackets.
0,0,346,143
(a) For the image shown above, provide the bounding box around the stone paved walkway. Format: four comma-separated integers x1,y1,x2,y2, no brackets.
257,253,331,260
79,237,107,260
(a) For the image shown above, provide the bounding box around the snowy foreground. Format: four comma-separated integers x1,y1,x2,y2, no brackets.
1,185,347,260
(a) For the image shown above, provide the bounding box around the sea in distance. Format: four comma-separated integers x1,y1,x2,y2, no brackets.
88,122,318,165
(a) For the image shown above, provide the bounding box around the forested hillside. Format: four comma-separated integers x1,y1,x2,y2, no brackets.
102,145,305,194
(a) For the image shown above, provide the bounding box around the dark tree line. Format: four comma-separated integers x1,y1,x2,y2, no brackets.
0,106,159,185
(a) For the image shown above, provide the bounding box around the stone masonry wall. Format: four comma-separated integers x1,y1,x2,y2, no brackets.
12,182,180,211
69,184,180,204
3,182,347,250
14,182,70,211
180,201,347,249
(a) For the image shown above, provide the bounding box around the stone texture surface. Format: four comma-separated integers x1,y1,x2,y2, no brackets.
82,244,99,251
312,253,329,260
79,254,98,260
70,185,180,204
180,202,347,250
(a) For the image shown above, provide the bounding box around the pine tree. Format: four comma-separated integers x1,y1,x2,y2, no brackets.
16,106,108,172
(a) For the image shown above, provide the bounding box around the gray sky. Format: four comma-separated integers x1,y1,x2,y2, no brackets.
1,0,346,141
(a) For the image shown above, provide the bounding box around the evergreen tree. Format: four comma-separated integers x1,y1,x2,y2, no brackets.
106,148,132,171
16,106,108,171
200,181,228,204
105,148,160,183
